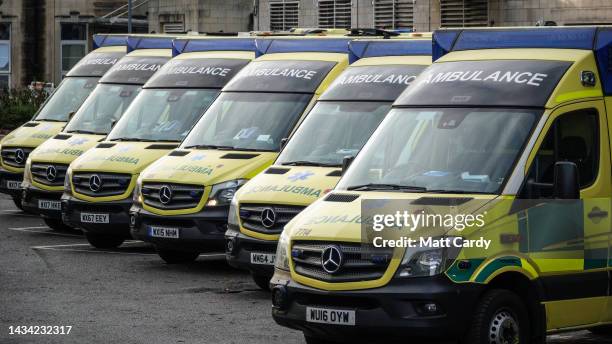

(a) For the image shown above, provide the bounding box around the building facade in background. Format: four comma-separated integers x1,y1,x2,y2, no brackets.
2,0,612,89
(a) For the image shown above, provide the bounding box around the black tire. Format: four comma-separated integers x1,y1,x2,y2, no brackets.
12,196,24,211
589,325,612,336
157,249,199,264
85,233,124,249
43,218,75,232
304,335,338,344
462,289,530,344
252,273,271,291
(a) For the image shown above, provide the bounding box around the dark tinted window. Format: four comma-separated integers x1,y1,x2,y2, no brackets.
61,23,86,40
524,108,599,198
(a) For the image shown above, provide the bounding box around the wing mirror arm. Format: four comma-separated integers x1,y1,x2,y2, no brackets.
341,156,355,175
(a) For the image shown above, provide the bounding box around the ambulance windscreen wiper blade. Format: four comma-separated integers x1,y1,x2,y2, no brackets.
183,144,236,150
109,137,156,142
66,129,105,135
346,183,428,192
281,161,341,167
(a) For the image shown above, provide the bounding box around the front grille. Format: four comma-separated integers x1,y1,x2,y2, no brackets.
72,172,131,197
142,182,204,210
292,241,393,283
239,203,305,234
31,162,69,186
1,147,33,168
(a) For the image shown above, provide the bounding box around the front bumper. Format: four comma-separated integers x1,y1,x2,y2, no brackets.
225,226,277,277
0,168,23,198
22,186,63,219
271,272,483,342
130,204,228,252
61,194,132,237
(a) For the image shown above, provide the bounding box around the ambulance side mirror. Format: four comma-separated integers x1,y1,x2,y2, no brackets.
110,120,117,129
553,161,580,199
68,111,76,120
341,156,355,175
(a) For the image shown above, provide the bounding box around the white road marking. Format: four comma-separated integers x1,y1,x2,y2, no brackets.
8,226,82,237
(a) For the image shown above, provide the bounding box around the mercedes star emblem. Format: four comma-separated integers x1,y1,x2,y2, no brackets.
14,149,25,164
260,207,277,228
321,245,343,274
89,174,102,192
46,165,57,182
159,185,173,205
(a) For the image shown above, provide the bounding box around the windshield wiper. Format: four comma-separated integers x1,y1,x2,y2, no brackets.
109,137,156,142
66,129,105,135
346,183,428,192
36,118,65,122
424,189,488,194
281,161,341,167
184,144,236,150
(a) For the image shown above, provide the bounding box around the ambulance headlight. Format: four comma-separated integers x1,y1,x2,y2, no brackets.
63,167,73,195
206,179,247,207
227,195,240,228
274,230,290,271
395,237,461,278
133,177,143,205
22,158,33,188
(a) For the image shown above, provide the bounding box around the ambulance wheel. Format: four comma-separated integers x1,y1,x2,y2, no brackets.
85,233,124,249
43,218,75,232
462,289,529,344
12,196,24,211
304,335,338,344
589,325,612,336
157,249,199,264
251,273,270,291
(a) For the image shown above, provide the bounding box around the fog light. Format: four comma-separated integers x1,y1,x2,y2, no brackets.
271,285,288,310
226,238,236,254
416,302,443,316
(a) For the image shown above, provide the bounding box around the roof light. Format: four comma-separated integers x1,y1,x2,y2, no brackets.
254,38,351,58
93,35,128,49
432,30,460,61
348,39,432,64
172,38,257,57
127,36,175,53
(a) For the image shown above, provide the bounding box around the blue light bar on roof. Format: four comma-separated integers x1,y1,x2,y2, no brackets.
432,27,597,61
172,38,257,57
254,38,351,58
127,36,175,53
93,34,128,49
348,40,432,64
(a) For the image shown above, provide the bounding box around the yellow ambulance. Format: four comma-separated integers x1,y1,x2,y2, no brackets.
0,34,126,209
226,38,432,290
62,37,260,248
21,35,176,230
271,27,612,344
130,37,352,263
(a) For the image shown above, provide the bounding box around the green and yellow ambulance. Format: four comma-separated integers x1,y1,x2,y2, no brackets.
226,38,432,290
271,27,612,344
62,37,260,249
0,34,126,209
130,37,352,264
21,35,176,230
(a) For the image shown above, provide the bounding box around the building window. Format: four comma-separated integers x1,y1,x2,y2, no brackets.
162,23,185,34
318,0,352,29
269,1,299,31
61,23,88,76
0,22,10,90
373,0,414,30
440,0,488,27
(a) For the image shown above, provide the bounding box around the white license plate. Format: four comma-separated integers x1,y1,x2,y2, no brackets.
148,226,180,239
250,252,276,265
6,180,21,190
38,200,61,211
306,307,355,326
80,213,109,224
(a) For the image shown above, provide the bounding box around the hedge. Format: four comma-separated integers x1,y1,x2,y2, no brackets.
0,88,48,132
